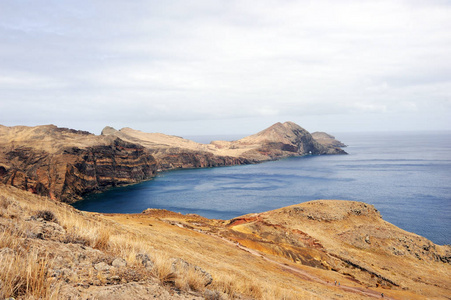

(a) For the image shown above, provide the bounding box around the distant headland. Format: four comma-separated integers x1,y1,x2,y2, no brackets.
0,122,346,203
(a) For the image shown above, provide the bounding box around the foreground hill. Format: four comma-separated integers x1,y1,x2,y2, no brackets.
1,184,449,299
0,122,345,203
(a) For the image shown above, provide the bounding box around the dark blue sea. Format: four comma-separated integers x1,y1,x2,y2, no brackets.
73,131,451,245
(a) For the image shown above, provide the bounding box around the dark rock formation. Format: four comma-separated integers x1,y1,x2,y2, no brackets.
0,126,157,203
0,122,346,202
233,122,347,159
59,139,157,202
148,149,254,171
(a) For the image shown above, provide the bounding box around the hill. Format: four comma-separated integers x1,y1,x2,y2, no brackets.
1,184,449,299
0,122,346,203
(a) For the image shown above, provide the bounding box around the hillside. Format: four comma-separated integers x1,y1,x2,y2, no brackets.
1,184,449,299
311,132,347,148
102,122,346,167
0,125,157,203
0,122,346,203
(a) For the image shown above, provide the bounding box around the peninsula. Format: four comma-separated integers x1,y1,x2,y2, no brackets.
0,121,345,203
1,121,449,299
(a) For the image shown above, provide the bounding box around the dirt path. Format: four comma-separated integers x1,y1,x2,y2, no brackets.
209,233,394,299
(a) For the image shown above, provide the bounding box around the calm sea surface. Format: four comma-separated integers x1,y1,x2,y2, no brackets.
73,131,451,245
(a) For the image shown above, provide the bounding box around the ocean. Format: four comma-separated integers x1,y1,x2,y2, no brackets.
72,131,451,245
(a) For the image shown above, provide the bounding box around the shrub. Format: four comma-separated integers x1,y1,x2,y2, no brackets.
34,210,58,223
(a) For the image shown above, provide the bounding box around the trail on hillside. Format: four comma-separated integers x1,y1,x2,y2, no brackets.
207,232,394,300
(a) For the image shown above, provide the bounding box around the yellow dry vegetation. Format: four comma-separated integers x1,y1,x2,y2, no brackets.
0,185,317,299
1,184,449,299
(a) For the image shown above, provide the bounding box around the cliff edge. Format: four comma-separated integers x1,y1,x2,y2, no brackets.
0,122,346,202
101,121,347,171
0,125,157,202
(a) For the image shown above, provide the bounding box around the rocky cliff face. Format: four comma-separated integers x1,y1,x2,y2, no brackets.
147,149,253,170
101,121,347,172
0,122,346,202
0,126,157,202
231,122,346,159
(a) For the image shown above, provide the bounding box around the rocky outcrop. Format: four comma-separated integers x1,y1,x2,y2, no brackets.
229,122,346,159
0,122,346,202
0,125,157,202
219,200,451,295
149,149,254,170
312,131,347,148
59,139,157,202
101,121,347,172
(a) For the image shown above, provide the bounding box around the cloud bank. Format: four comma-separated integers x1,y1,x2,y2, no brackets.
0,0,450,135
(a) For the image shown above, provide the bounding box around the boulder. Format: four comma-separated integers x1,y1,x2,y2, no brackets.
112,258,127,268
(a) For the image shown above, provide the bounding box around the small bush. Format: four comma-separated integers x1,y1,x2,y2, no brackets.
93,228,110,251
35,210,58,223
62,232,90,246
0,195,11,209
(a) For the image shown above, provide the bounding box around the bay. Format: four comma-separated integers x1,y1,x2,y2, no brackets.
72,131,451,245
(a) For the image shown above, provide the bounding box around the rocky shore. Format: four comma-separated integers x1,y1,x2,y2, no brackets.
0,122,346,203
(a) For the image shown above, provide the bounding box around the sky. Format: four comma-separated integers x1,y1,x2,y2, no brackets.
0,0,450,137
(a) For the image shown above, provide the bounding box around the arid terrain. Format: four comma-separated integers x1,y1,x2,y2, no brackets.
0,122,345,203
1,122,449,299
1,184,450,299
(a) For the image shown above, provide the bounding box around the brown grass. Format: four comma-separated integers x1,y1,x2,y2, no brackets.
0,184,346,299
1,186,221,298
0,222,59,299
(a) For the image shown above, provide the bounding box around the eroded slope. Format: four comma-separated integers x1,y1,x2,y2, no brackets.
0,125,157,202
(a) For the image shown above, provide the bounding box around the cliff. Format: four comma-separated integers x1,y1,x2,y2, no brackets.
101,121,347,171
227,122,346,159
0,122,345,202
100,127,255,170
0,125,157,203
222,201,451,295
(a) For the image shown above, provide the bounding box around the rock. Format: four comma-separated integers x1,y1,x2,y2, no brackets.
94,262,110,272
0,122,346,203
25,219,66,240
204,289,224,300
311,132,347,148
109,275,121,281
0,125,158,203
365,235,371,244
171,258,213,286
136,253,153,270
112,258,127,268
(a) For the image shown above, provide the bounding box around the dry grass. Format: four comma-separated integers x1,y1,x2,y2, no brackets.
0,219,60,299
0,186,220,298
0,185,326,299
0,251,56,299
151,252,177,283
176,265,209,291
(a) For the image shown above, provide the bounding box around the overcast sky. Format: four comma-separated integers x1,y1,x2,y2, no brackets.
0,0,450,137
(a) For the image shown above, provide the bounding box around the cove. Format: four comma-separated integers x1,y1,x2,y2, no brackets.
73,131,451,245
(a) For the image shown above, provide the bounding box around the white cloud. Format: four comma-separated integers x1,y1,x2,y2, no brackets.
0,0,450,134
